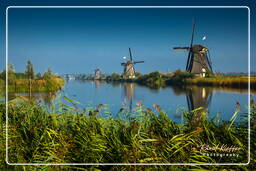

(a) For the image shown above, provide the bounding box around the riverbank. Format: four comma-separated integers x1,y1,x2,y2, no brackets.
0,77,65,93
1,98,255,170
103,71,256,90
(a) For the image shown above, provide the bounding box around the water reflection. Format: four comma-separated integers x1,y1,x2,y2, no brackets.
94,80,101,89
8,80,250,122
122,82,135,111
8,92,57,106
186,86,213,111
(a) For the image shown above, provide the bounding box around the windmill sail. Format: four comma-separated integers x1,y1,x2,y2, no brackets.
187,19,196,72
129,47,133,61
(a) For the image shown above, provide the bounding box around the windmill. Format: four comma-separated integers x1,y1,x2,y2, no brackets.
121,48,144,79
173,20,213,77
94,69,101,80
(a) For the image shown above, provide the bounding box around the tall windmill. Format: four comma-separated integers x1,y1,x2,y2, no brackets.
121,48,144,79
173,20,213,77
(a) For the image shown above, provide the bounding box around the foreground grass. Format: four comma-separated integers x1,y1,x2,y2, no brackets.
0,97,255,170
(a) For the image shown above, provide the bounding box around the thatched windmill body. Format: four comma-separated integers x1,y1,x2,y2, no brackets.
121,48,144,79
173,20,213,77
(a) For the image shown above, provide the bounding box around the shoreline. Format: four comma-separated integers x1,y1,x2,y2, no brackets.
0,77,65,93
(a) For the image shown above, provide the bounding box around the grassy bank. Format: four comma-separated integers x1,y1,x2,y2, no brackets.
185,77,255,89
0,97,255,170
135,71,256,90
0,77,65,93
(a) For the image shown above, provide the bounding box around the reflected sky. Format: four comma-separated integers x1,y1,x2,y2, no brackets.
9,81,250,123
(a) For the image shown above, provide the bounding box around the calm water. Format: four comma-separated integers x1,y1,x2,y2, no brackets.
9,80,251,123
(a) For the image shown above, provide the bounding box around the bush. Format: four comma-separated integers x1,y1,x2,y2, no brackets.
107,73,121,81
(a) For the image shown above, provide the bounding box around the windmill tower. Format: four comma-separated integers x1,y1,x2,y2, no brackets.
173,20,213,77
121,48,144,79
94,69,101,80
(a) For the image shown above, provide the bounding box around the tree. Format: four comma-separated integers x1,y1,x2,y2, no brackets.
25,60,35,79
43,67,57,91
43,67,53,79
36,72,42,79
7,63,16,84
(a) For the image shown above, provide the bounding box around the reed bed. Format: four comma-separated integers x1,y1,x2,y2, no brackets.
185,76,256,89
0,78,64,93
0,97,255,170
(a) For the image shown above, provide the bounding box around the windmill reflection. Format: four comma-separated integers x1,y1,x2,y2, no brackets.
185,86,213,127
122,82,135,111
94,80,101,89
186,86,212,111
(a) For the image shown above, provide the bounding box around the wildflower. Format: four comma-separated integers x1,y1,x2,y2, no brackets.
93,109,99,115
145,108,153,116
96,104,104,109
88,109,99,116
153,104,161,112
136,101,143,107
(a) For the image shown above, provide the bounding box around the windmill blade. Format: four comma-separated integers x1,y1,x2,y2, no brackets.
186,19,196,72
134,60,144,64
190,19,196,50
206,50,213,71
121,62,126,66
173,47,190,50
186,50,192,71
129,48,133,61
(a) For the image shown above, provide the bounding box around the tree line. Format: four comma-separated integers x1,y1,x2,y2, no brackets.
0,60,59,84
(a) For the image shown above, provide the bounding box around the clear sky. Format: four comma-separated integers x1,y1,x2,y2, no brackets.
0,0,254,75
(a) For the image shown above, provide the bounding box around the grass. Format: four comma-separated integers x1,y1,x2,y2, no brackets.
185,76,256,89
120,71,256,90
0,96,255,170
0,78,65,93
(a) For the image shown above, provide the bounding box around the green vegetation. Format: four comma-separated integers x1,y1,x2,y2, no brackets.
71,70,255,91
124,70,255,90
185,76,255,89
0,97,255,170
25,60,35,79
0,61,64,93
106,72,122,81
136,72,168,88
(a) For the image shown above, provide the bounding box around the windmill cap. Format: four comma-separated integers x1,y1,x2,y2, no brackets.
192,44,208,53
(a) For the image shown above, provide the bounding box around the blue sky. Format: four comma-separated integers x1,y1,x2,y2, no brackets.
0,0,255,75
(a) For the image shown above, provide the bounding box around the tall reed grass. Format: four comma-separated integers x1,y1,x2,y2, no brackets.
0,96,255,170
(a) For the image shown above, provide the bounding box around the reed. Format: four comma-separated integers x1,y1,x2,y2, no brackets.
0,97,255,170
185,76,256,89
0,78,65,93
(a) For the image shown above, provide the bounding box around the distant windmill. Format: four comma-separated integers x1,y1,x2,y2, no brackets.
94,69,101,80
121,48,144,79
173,19,213,77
